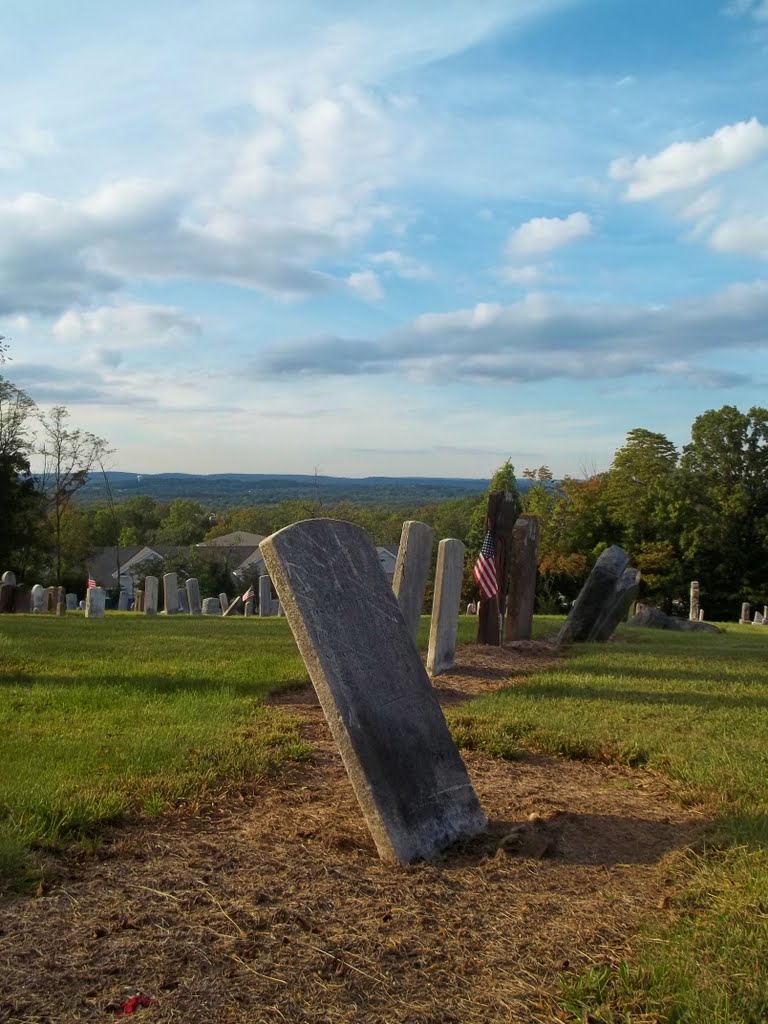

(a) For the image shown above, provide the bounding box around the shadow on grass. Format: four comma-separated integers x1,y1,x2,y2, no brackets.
516,680,768,711
0,671,310,698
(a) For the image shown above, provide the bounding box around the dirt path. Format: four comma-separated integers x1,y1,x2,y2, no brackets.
0,644,707,1023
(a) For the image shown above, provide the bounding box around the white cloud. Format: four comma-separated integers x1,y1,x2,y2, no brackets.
347,270,383,301
52,303,203,348
680,189,721,222
505,212,592,256
610,118,768,200
369,249,432,280
709,215,768,258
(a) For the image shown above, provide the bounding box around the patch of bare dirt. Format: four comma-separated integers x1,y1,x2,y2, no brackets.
0,641,707,1024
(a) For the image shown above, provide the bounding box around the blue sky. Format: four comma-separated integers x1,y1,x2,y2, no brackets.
3,0,768,478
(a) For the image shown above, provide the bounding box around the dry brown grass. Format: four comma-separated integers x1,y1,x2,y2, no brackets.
0,644,706,1024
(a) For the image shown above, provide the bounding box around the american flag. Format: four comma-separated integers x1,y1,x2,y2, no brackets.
242,584,255,603
87,576,97,590
473,531,498,600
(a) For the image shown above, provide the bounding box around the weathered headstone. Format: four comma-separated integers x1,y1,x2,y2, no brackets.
31,584,46,613
2,570,16,585
186,578,202,615
144,576,159,615
56,599,66,617
202,597,221,615
558,546,640,644
392,520,434,641
14,584,31,613
0,584,14,614
740,602,751,624
258,575,272,617
177,587,189,613
689,581,700,622
244,598,254,617
426,539,465,677
118,591,130,612
505,514,540,642
260,519,487,864
163,573,179,614
47,586,56,612
219,593,229,616
66,593,78,610
754,611,764,625
85,587,106,618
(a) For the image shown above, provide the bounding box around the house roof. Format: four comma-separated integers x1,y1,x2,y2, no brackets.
197,531,266,548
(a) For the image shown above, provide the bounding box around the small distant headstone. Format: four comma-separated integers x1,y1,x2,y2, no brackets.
763,605,768,620
244,598,254,616
56,600,66,616
261,520,487,864
392,521,434,642
66,593,78,610
118,591,130,612
186,578,202,615
740,602,751,624
134,590,144,612
31,584,46,613
2,570,16,585
177,587,189,613
698,609,704,622
85,587,106,618
558,546,640,644
754,611,764,625
426,539,465,677
258,575,272,617
505,514,539,642
202,597,221,615
13,584,31,613
689,580,700,622
219,593,229,616
79,600,86,610
0,584,14,614
163,573,179,614
144,576,159,615
47,586,56,612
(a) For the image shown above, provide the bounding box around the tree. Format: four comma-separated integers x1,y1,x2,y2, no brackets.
36,406,112,584
156,499,207,545
0,370,45,575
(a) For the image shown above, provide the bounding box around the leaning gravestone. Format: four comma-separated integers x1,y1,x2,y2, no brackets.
85,587,106,618
258,575,272,617
392,520,434,642
163,573,179,614
260,519,487,864
426,539,465,677
505,514,540,642
0,584,14,614
144,576,159,615
31,584,46,613
202,597,221,615
14,584,31,613
558,546,640,644
186,578,202,615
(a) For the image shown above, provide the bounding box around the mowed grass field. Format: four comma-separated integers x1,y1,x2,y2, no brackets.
1,611,767,1022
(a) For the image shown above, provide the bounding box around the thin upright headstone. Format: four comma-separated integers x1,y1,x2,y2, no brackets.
144,576,159,615
186,578,202,615
244,598,254,617
31,584,46,613
698,609,704,622
47,586,56,612
219,593,229,616
258,575,272,617
260,519,487,865
85,587,106,618
177,587,189,613
426,539,465,677
689,581,700,622
163,573,179,614
740,602,751,624
477,491,519,646
505,514,540,642
134,590,144,612
392,520,434,641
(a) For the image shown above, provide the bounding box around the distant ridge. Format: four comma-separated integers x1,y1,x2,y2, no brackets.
78,471,525,508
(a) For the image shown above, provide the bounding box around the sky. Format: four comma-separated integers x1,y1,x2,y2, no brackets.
3,0,768,479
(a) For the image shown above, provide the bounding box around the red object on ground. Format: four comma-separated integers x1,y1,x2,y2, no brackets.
119,993,155,1015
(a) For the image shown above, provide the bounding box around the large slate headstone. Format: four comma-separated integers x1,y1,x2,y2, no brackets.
505,514,540,642
163,573,179,614
260,519,486,865
0,584,14,614
557,546,639,644
13,584,31,613
144,576,159,615
426,539,465,677
392,520,434,641
85,587,106,618
186,577,202,615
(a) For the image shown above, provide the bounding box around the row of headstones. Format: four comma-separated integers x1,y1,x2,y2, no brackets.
83,573,285,619
739,602,768,625
0,573,81,615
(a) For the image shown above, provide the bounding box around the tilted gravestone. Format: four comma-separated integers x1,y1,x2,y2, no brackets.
258,575,272,617
260,519,487,864
14,584,31,613
163,573,179,614
392,520,434,642
505,514,540,642
85,587,106,618
426,539,465,677
202,597,221,615
557,546,640,644
144,576,159,615
186,578,202,615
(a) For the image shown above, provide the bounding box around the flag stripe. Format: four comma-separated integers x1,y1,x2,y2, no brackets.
473,530,498,600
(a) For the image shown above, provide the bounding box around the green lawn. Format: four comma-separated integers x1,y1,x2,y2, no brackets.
452,622,768,1024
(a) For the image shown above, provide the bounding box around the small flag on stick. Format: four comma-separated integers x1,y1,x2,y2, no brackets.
242,584,255,603
473,531,498,600
87,576,97,590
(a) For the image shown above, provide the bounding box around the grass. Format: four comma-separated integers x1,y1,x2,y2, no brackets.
450,621,768,1024
0,613,311,886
